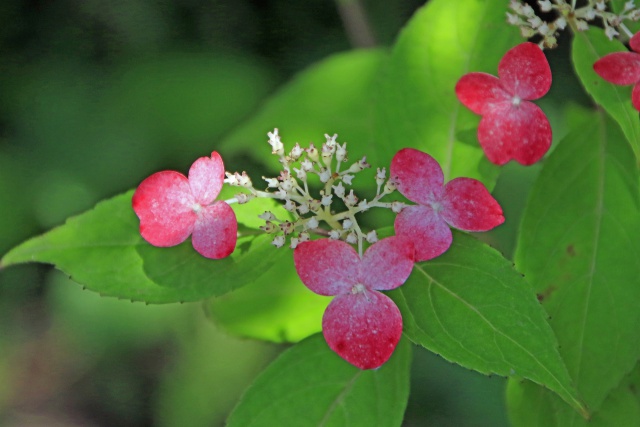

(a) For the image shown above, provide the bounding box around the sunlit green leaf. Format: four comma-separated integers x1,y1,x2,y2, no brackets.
572,27,640,161
514,111,640,417
226,334,411,427
205,253,328,343
219,49,388,174
375,0,521,188
390,232,586,417
0,190,290,304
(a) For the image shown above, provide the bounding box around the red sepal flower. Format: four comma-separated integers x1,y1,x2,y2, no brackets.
593,32,640,111
293,237,415,370
455,42,552,165
391,148,504,262
132,151,237,259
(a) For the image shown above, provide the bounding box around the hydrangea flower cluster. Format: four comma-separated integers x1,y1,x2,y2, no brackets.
456,42,552,165
132,130,504,369
507,0,640,48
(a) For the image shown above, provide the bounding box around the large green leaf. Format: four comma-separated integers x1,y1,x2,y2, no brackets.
0,190,292,304
219,49,388,174
572,27,640,162
390,232,586,417
513,111,640,418
375,0,521,187
226,334,411,427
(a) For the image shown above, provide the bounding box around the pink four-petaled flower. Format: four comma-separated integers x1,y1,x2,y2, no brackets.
132,151,237,259
293,237,415,370
593,32,640,111
391,148,504,262
455,42,552,165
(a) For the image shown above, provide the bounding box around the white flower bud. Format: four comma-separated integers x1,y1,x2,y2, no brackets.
301,158,313,172
538,23,551,36
555,17,567,30
294,167,307,180
263,176,279,188
284,199,296,212
297,203,310,215
576,20,589,31
375,167,386,187
305,217,319,230
586,9,596,20
538,0,552,12
522,4,534,17
336,143,347,162
329,230,341,240
260,221,276,233
345,233,357,244
309,199,322,212
344,190,358,207
280,221,294,234
298,232,310,242
290,143,304,160
625,1,635,12
306,143,319,162
319,168,331,183
272,235,285,248
321,193,333,206
290,237,300,249
332,182,346,198
358,199,370,211
391,201,406,213
342,219,353,230
365,230,378,244
225,171,239,186
324,133,338,148
528,16,542,29
236,193,254,204
596,1,606,11
259,211,277,221
341,174,354,185
384,178,398,193
268,128,284,155
605,26,619,40
506,12,520,25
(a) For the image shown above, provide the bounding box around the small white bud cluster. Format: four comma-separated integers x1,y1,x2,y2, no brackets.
507,0,640,48
223,129,404,256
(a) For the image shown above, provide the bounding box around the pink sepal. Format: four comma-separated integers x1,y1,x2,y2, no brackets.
192,201,238,259
361,236,415,291
293,239,360,296
455,73,509,115
189,152,225,205
394,205,452,262
440,178,505,232
391,148,443,205
132,171,197,247
593,52,640,85
478,101,551,166
322,290,403,370
498,42,551,100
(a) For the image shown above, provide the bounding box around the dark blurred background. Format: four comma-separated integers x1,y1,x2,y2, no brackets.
0,1,519,425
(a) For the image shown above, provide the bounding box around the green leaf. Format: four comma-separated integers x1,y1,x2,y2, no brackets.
219,49,388,173
375,0,521,188
390,231,586,417
204,256,328,343
226,334,411,427
0,190,291,304
514,111,640,414
572,27,640,161
507,364,640,427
